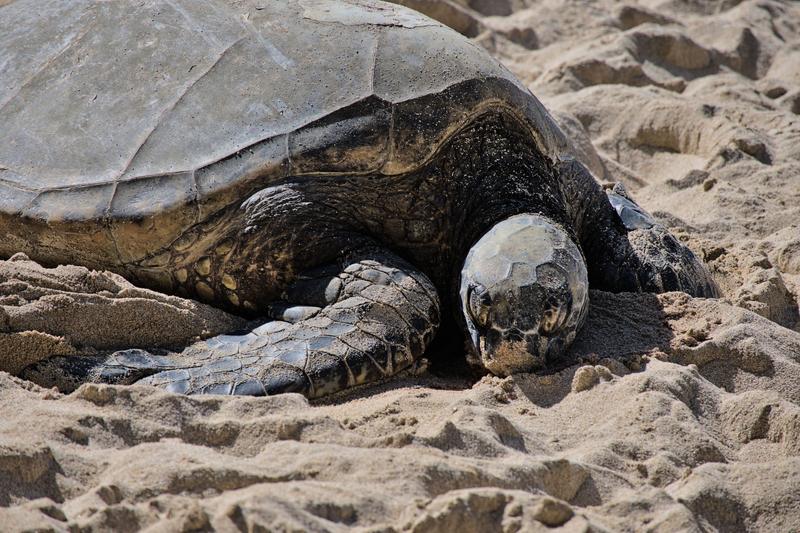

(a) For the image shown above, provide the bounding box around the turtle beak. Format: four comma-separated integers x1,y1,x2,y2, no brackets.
460,278,482,358
462,312,483,359
469,327,481,357
480,331,548,376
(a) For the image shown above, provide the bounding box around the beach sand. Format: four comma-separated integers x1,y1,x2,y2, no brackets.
2,0,799,530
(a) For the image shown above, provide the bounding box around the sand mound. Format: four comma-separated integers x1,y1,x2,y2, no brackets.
0,254,245,375
2,0,800,531
2,293,800,531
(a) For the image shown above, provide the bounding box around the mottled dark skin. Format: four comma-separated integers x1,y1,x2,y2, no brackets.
24,111,717,397
559,159,719,297
4,0,719,398
156,111,712,322
157,113,571,318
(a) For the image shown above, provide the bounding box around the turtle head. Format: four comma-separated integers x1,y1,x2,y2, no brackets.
459,214,589,376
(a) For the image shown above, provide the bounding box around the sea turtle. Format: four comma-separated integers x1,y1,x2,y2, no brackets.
1,0,717,397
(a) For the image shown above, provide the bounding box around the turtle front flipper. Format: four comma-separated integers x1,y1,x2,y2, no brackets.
60,248,440,398
560,159,719,298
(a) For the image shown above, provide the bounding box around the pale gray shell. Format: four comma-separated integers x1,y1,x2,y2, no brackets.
0,0,569,263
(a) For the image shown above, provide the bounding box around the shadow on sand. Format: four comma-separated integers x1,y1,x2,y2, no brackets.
514,290,674,407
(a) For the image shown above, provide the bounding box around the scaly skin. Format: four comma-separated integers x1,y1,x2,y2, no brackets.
27,113,561,395
23,113,717,396
107,250,439,398
125,112,569,314
559,159,719,298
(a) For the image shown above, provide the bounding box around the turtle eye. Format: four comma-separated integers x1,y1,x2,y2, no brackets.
539,306,563,335
468,284,491,328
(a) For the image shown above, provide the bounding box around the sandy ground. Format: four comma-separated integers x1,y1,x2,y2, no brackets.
2,0,800,531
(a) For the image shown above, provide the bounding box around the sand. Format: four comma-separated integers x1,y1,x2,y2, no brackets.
2,0,800,531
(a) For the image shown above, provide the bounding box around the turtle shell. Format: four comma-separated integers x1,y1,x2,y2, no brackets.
0,0,568,266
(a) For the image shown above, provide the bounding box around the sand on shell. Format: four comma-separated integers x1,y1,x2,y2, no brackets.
2,0,800,531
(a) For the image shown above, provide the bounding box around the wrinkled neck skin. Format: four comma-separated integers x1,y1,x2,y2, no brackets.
447,123,568,257
124,112,574,351
436,116,574,348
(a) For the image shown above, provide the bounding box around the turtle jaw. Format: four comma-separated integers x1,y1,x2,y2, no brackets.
463,312,570,376
459,213,590,376
465,323,549,376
